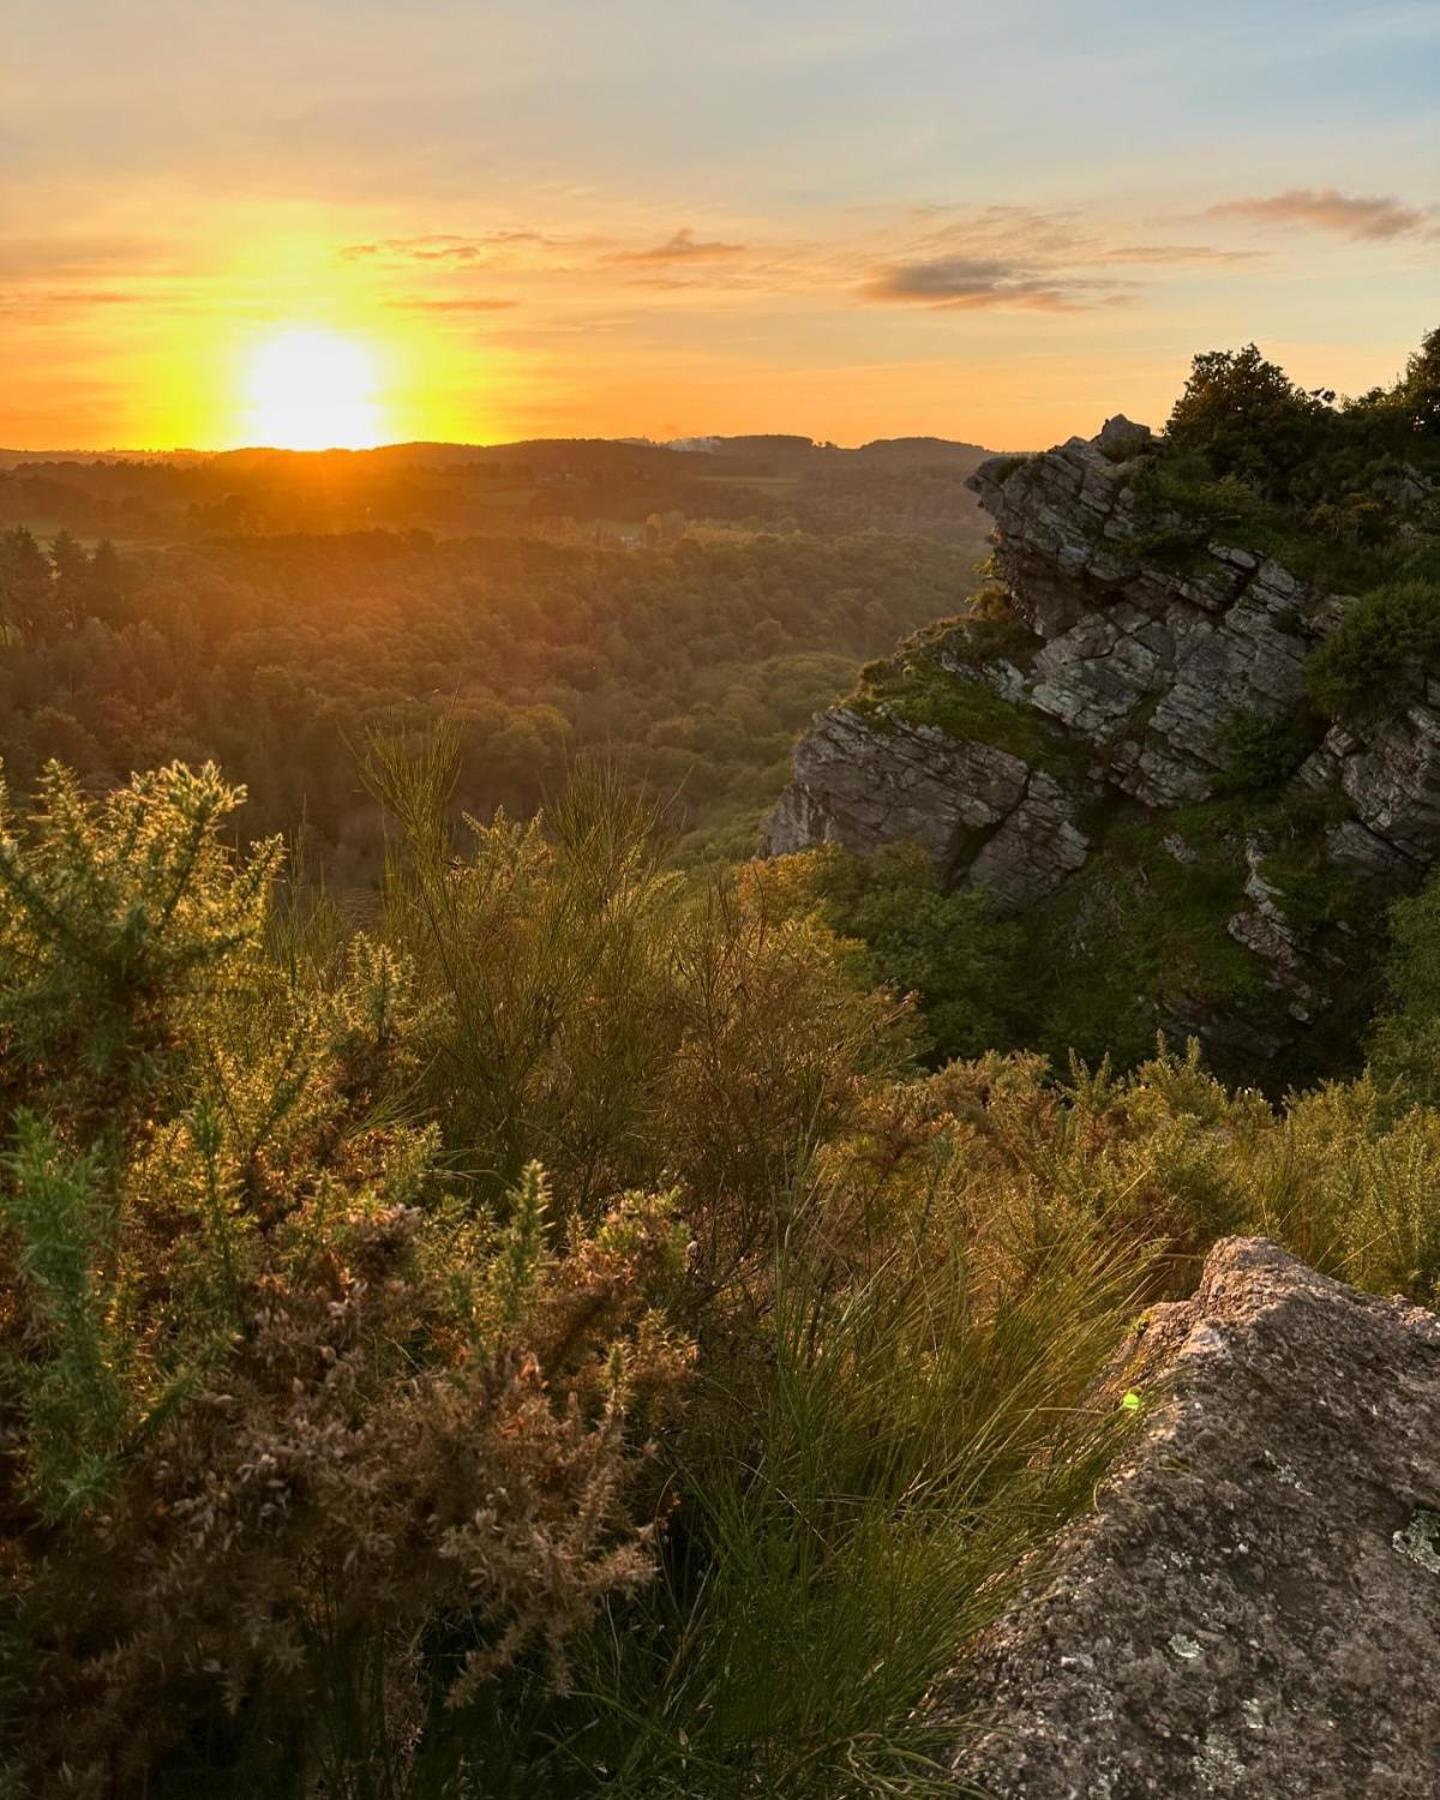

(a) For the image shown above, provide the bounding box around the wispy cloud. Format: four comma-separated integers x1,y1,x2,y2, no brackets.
386,295,516,312
857,206,1261,311
861,254,1127,312
605,228,748,265
342,231,558,263
1106,243,1264,265
0,287,146,311
1207,188,1428,240
0,234,178,281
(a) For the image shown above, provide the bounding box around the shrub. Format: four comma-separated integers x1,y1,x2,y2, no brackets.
752,841,1027,1063
0,762,691,1795
369,735,911,1300
16,750,1440,1795
1306,579,1440,727
1214,704,1325,794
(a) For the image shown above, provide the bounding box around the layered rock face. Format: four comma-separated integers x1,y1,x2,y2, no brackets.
940,1238,1440,1798
970,428,1315,812
763,419,1440,1066
762,708,1088,908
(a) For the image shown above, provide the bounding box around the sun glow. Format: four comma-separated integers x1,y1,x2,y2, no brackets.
243,328,387,449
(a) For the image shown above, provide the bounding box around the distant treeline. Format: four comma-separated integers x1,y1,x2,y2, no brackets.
0,433,992,545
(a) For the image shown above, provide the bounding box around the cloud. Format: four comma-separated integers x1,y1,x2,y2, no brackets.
342,232,554,263
1106,243,1264,265
1207,188,1427,240
861,254,1123,312
905,205,1087,261
857,207,1256,307
0,234,177,280
0,288,147,312
386,296,516,312
605,228,748,265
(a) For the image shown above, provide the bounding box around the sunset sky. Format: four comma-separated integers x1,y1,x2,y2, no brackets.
3,0,1436,451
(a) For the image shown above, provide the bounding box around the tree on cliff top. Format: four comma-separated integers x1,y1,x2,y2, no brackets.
1166,343,1334,485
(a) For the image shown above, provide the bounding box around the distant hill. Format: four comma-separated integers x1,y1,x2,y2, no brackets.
0,433,998,546
855,436,998,464
4,433,997,465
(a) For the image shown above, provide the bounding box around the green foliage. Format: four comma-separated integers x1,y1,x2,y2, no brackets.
901,585,1041,672
847,587,1084,779
0,1119,124,1516
1131,462,1275,564
582,1191,1145,1797
0,760,692,1794
758,841,1027,1062
0,528,983,875
1012,804,1276,1078
1166,343,1336,488
1214,703,1325,794
855,655,1081,774
1368,872,1440,1108
12,746,1440,1793
0,760,279,1106
1154,330,1440,601
1392,325,1440,438
1306,579,1440,727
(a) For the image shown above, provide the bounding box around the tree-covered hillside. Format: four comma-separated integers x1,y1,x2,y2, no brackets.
0,527,980,874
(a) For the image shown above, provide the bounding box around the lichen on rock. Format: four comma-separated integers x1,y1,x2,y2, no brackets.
936,1238,1440,1798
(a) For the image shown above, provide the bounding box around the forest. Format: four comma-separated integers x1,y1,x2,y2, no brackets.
0,525,980,873
4,332,1440,1795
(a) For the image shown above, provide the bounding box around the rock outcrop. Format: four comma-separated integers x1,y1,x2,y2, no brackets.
762,705,1089,907
971,431,1318,811
762,417,1440,1072
941,1238,1440,1798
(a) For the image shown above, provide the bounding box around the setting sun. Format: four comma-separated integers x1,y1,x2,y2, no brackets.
242,328,386,450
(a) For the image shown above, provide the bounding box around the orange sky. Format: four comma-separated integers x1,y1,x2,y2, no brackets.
3,2,1436,451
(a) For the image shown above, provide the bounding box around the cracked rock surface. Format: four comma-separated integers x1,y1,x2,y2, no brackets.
940,1238,1440,1798
973,433,1320,810
761,419,1440,1063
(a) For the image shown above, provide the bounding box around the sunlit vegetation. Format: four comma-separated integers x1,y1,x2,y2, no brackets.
8,746,1440,1794
0,435,991,546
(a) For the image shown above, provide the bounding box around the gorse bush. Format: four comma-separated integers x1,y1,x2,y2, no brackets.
369,733,911,1298
0,752,1156,1797
0,762,691,1795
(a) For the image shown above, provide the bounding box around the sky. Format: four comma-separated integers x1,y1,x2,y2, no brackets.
1,0,1436,450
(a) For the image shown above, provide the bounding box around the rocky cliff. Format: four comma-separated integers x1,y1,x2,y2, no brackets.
939,1238,1440,1798
764,418,1440,1077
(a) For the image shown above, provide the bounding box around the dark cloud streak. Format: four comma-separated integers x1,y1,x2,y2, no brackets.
862,254,1123,312
1207,189,1428,240
605,228,748,265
